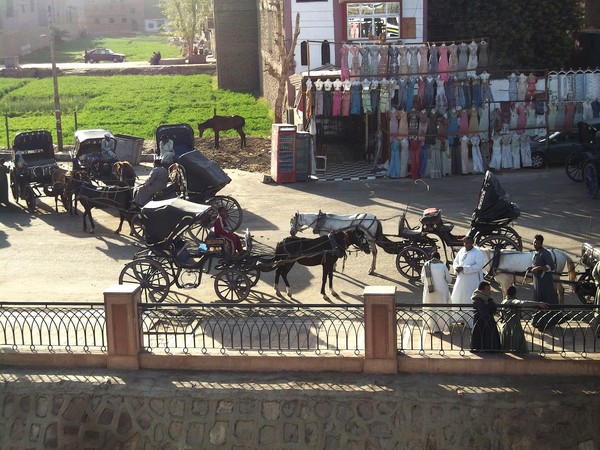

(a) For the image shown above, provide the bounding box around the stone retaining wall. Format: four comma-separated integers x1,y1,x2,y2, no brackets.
1,369,598,449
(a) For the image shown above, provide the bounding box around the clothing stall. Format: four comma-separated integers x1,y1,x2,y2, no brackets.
296,38,600,180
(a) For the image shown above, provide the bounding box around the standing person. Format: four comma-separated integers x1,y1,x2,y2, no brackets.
499,285,548,353
451,236,485,328
528,234,564,331
132,158,169,208
159,134,175,166
470,281,502,352
421,252,452,333
214,206,244,256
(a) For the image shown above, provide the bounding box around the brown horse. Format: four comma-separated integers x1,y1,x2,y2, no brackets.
198,115,246,149
112,161,137,187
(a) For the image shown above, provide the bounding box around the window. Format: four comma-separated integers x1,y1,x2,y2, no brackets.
121,17,127,23
346,2,400,39
6,0,14,18
300,41,307,66
94,18,100,24
109,17,115,24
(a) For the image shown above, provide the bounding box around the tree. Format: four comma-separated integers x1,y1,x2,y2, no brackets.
262,4,301,123
159,0,212,58
427,0,584,70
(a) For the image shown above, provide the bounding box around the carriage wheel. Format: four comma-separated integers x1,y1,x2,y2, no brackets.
396,246,429,280
9,170,19,202
119,258,171,303
565,150,588,182
583,162,599,199
185,222,211,244
214,269,251,303
24,185,36,213
242,267,260,287
207,196,243,231
477,235,520,251
133,249,178,285
574,272,596,305
130,213,144,240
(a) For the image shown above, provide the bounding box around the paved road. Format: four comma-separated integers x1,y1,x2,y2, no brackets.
1,166,599,305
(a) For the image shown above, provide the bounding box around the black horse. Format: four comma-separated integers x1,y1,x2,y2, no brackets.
77,182,135,234
266,229,370,299
198,115,246,149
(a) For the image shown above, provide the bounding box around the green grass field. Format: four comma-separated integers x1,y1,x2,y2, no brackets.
20,35,183,64
1,36,274,148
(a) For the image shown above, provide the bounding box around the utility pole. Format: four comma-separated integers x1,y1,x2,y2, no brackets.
48,5,63,152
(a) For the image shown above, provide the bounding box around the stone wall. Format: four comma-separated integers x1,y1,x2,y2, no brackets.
1,369,598,449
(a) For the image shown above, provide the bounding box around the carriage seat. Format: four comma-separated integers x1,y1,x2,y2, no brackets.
204,229,227,253
174,239,199,268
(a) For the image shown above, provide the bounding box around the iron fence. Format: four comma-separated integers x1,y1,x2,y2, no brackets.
139,303,365,356
0,302,107,353
397,304,600,357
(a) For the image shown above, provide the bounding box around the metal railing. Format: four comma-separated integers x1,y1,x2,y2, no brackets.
0,302,107,353
139,303,364,356
397,304,600,357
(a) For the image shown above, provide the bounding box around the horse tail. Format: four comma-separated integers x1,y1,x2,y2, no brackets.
239,116,246,127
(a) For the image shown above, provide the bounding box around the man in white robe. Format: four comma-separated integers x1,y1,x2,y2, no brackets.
450,236,486,328
421,252,452,333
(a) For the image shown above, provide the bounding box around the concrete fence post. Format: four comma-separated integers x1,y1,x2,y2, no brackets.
363,286,397,374
104,283,141,370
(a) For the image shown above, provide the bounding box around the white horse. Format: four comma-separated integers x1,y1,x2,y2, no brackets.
290,211,384,274
480,248,576,304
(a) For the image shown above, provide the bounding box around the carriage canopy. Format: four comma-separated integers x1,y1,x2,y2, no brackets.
141,197,212,247
178,150,231,197
73,129,114,158
472,171,520,223
155,123,195,158
12,130,55,166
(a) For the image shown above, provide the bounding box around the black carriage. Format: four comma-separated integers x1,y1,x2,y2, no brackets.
390,171,522,280
580,125,600,198
71,129,119,184
564,121,598,183
574,243,600,305
155,123,242,232
119,197,257,303
8,130,59,212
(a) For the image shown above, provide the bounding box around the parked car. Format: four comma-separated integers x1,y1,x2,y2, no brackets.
530,131,584,169
84,48,126,63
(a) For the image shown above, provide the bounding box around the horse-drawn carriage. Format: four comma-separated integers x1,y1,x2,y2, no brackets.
8,130,59,212
579,124,600,198
71,129,121,184
120,197,256,303
391,171,522,279
575,243,600,305
291,172,522,281
155,123,242,232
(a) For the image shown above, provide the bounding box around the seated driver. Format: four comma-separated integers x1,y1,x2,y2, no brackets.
131,158,169,209
159,134,175,166
94,132,118,176
214,206,244,255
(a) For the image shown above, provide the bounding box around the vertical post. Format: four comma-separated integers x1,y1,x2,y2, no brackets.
104,283,141,370
4,113,9,149
47,5,63,153
363,286,397,373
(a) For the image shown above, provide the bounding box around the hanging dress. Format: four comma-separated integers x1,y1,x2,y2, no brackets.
398,45,409,76
340,44,350,81
517,73,528,102
435,78,448,110
554,101,566,131
377,46,388,76
458,109,469,136
379,79,390,113
408,45,419,75
478,106,490,137
510,133,521,169
489,135,502,170
369,45,380,77
405,78,417,111
468,107,479,135
350,83,362,115
547,102,557,131
525,105,537,136
501,133,513,169
388,139,401,178
478,41,489,68
429,45,438,74
424,76,435,108
397,78,407,110
520,134,532,167
457,42,468,80
564,101,575,131
466,41,478,77
398,110,409,137
508,74,518,102
459,135,470,174
349,45,361,81
448,43,458,76
400,138,410,178
516,107,527,134
418,45,429,75
480,72,494,101
388,45,399,79
360,46,370,80
471,134,484,173
409,139,421,179
362,84,372,114
332,89,343,116
438,44,449,81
